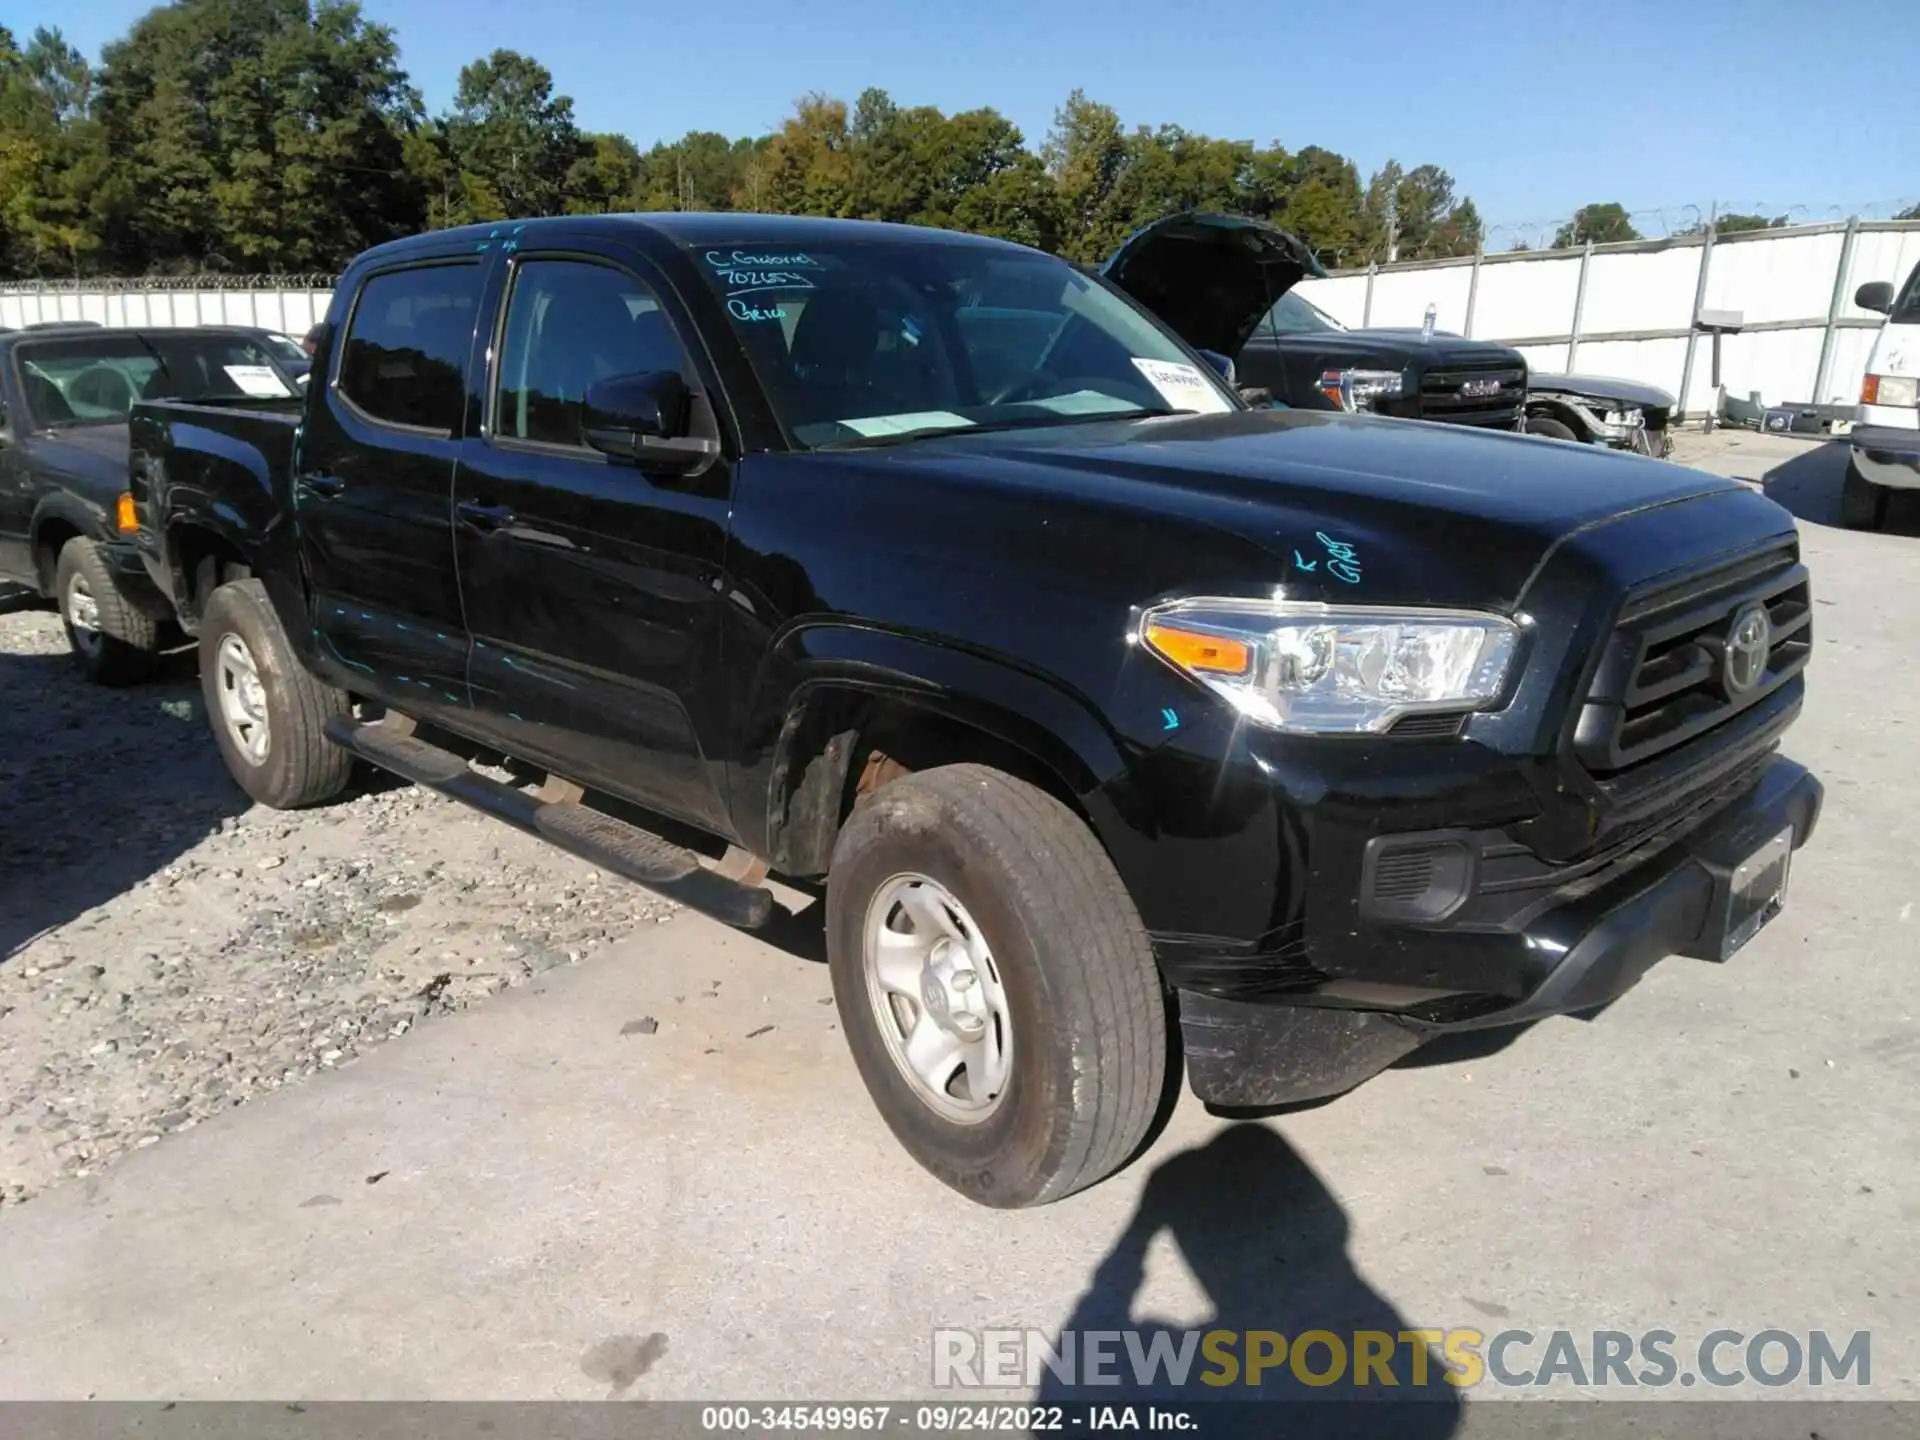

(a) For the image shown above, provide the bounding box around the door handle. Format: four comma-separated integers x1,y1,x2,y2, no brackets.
457,499,517,531
299,474,345,500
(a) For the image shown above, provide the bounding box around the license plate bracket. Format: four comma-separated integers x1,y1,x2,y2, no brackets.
1717,825,1794,958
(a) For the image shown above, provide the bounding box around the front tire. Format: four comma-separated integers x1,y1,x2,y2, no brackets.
1525,415,1581,442
55,537,161,685
198,578,354,808
1840,457,1888,530
825,764,1168,1208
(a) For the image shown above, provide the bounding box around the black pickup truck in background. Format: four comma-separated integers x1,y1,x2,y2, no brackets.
133,213,1822,1207
1106,211,1679,456
0,325,301,680
1103,212,1530,430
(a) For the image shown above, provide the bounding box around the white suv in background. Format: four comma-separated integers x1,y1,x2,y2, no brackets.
1847,263,1920,530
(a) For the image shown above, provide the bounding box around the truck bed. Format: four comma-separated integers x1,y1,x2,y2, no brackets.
128,397,305,623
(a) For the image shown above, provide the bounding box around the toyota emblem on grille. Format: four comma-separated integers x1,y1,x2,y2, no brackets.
1723,602,1771,694
1460,377,1504,398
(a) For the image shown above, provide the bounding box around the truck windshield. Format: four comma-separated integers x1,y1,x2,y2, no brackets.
1262,291,1345,335
16,332,295,429
1893,262,1920,325
690,240,1236,448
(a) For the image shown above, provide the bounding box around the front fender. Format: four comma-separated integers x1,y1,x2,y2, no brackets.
29,489,115,584
732,621,1131,872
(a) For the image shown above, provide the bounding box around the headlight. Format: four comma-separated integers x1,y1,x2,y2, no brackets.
1603,407,1645,429
1140,598,1520,734
1863,374,1918,408
1318,367,1406,412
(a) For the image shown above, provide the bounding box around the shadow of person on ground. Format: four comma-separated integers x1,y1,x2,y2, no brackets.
0,646,250,960
1761,439,1920,534
1036,1123,1462,1438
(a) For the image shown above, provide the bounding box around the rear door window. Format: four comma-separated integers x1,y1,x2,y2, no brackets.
338,264,482,433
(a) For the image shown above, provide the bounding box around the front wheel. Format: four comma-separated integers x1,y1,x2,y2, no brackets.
55,537,161,684
825,764,1168,1208
198,578,354,808
1525,415,1581,442
1839,457,1888,530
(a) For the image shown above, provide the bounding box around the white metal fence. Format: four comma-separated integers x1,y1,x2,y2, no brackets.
0,276,333,338
6,220,1920,417
1296,219,1920,416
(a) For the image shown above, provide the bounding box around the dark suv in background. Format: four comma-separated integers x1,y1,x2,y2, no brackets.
1103,212,1529,429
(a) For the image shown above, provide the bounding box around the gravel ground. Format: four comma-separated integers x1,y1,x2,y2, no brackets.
1,601,676,1206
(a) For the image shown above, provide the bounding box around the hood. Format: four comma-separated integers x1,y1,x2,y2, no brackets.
1529,372,1677,410
874,408,1750,612
1102,211,1325,358
1254,327,1526,369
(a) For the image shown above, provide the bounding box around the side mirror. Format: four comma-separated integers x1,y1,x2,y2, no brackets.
582,370,717,475
1855,281,1895,315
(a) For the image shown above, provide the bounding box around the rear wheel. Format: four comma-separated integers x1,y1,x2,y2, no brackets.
825,764,1167,1208
1525,415,1581,442
1839,458,1888,530
55,537,161,685
198,578,354,808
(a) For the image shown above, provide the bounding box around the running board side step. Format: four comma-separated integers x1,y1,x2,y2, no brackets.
324,717,776,930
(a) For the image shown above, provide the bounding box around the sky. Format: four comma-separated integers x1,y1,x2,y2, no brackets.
14,0,1920,244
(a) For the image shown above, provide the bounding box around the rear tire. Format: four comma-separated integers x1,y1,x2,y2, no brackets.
1840,457,1888,530
1525,415,1581,442
825,764,1168,1208
55,537,161,685
198,578,353,808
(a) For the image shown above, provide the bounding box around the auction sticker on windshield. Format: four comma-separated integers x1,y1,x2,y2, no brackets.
1131,358,1232,414
223,364,293,398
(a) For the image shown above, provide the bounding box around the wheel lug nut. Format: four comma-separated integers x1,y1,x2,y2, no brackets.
951,969,979,991
954,1011,985,1034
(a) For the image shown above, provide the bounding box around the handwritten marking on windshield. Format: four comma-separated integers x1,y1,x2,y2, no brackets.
1316,531,1362,584
728,298,788,323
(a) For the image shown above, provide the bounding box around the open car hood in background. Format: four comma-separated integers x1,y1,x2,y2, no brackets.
1101,211,1325,358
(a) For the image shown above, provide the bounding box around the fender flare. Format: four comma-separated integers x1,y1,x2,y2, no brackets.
746,622,1129,874
27,490,113,588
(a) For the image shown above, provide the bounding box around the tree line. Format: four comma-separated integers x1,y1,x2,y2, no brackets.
0,0,1493,280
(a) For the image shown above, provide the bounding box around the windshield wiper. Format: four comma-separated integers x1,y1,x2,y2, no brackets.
812,407,1184,452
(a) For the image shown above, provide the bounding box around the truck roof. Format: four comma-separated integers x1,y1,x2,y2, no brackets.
355,211,1035,266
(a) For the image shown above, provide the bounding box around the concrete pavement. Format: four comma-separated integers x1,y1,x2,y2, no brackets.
0,434,1914,1408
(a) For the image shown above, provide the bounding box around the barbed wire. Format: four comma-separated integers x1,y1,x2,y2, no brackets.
1482,196,1920,252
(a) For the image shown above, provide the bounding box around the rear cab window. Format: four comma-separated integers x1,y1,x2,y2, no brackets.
15,332,294,428
337,263,484,433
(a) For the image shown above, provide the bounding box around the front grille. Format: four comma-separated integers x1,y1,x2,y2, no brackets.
1417,365,1526,426
1574,540,1811,775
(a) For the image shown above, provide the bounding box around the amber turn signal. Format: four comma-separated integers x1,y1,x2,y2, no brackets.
115,492,138,533
1143,621,1252,676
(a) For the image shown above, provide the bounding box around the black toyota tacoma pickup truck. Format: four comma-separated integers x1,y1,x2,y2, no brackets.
130,213,1822,1208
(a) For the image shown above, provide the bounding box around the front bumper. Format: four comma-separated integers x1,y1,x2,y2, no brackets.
1179,755,1823,1107
1850,424,1920,490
